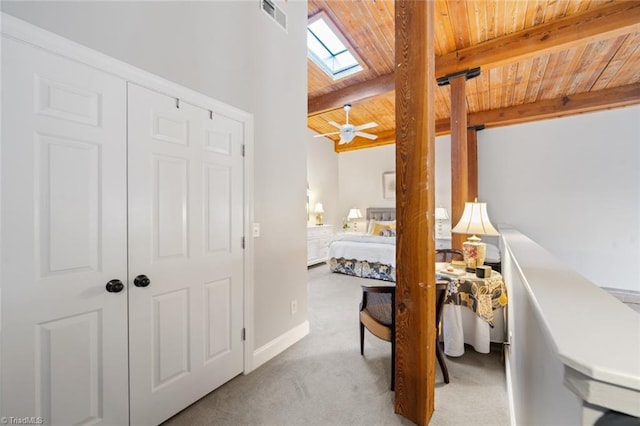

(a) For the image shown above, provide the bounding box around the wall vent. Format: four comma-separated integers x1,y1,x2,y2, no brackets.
261,0,287,32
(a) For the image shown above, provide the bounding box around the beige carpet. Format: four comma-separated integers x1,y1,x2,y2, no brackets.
163,264,510,426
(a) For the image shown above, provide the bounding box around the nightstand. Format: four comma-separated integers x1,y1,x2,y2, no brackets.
307,225,333,266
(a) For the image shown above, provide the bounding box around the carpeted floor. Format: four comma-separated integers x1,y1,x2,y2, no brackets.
163,264,510,426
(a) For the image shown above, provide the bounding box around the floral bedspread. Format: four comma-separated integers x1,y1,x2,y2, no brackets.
328,257,396,282
442,274,508,327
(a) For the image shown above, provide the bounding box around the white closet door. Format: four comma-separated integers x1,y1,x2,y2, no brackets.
1,38,128,425
127,83,245,425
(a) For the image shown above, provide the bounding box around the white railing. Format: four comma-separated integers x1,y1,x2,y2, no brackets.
500,226,640,425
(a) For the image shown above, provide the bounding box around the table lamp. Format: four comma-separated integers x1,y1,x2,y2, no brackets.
314,203,324,226
451,200,499,271
435,207,449,221
347,208,363,231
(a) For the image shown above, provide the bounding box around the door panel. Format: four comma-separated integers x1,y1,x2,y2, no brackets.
154,155,189,259
39,135,101,275
128,83,244,425
1,38,128,425
204,278,233,361
37,311,101,424
205,165,232,252
152,288,191,389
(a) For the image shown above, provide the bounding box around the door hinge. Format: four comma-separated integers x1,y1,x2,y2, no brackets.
241,144,245,157
241,236,245,249
241,328,246,341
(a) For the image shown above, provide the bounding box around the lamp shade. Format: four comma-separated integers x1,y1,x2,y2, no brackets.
435,207,449,220
347,208,363,220
342,132,355,143
451,201,499,236
314,203,324,214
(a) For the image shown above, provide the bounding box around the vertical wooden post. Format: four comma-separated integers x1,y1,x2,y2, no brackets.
394,0,435,424
436,68,480,249
450,75,468,250
467,126,479,203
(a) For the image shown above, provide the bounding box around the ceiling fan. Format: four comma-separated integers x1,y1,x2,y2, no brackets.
313,104,378,144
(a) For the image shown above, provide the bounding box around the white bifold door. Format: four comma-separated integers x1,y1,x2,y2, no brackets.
1,37,129,425
127,83,245,425
1,37,245,426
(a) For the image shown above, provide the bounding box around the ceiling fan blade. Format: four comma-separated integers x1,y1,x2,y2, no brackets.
327,121,343,129
313,131,341,137
354,122,378,131
356,132,378,140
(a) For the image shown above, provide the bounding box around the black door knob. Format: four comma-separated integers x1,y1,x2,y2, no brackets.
106,279,124,293
134,275,151,288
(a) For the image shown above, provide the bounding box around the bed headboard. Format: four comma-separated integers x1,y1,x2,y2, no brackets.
366,207,396,222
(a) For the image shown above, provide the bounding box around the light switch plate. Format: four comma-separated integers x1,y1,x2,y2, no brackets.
252,223,260,237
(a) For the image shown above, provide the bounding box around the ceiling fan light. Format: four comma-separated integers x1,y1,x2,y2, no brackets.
342,132,355,143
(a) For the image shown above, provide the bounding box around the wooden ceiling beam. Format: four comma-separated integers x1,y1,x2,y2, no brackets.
465,83,640,129
436,1,640,78
308,73,395,116
336,83,640,151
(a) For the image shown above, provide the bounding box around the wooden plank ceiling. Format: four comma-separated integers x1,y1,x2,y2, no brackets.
307,0,640,153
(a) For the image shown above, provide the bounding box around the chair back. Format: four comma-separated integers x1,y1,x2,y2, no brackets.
360,286,394,342
359,285,395,389
435,249,464,263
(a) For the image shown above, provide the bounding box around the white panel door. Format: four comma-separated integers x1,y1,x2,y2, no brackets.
127,83,244,425
1,38,128,425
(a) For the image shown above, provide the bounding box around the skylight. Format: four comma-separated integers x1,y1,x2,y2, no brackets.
307,15,363,80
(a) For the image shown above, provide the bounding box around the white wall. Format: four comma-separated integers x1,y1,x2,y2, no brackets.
434,135,453,214
307,132,339,229
338,144,395,230
479,106,640,292
336,138,453,229
2,1,310,352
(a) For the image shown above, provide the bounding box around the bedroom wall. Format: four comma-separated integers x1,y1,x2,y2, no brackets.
478,106,640,293
336,138,453,230
2,1,310,355
338,144,395,231
307,132,339,229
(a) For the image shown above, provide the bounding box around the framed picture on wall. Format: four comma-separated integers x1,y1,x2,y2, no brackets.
382,171,396,200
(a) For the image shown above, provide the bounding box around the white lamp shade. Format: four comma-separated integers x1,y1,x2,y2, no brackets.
347,208,363,219
435,207,449,220
342,132,355,143
314,203,324,214
451,202,499,236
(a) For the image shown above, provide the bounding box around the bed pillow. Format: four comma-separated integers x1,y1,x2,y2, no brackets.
377,227,396,237
370,221,396,237
367,220,396,234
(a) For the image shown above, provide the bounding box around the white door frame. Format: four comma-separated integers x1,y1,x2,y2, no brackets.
0,12,256,372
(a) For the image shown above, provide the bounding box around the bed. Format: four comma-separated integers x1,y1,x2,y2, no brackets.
327,207,397,282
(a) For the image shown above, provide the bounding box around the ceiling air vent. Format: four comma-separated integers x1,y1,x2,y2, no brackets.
261,0,287,32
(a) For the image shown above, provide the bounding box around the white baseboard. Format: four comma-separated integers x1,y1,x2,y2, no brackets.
249,320,310,372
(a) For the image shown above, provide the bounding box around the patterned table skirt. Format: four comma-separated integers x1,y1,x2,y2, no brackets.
444,276,508,327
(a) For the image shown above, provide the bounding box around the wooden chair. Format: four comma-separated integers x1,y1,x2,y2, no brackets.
435,280,450,383
359,285,395,390
359,282,450,389
435,248,464,263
